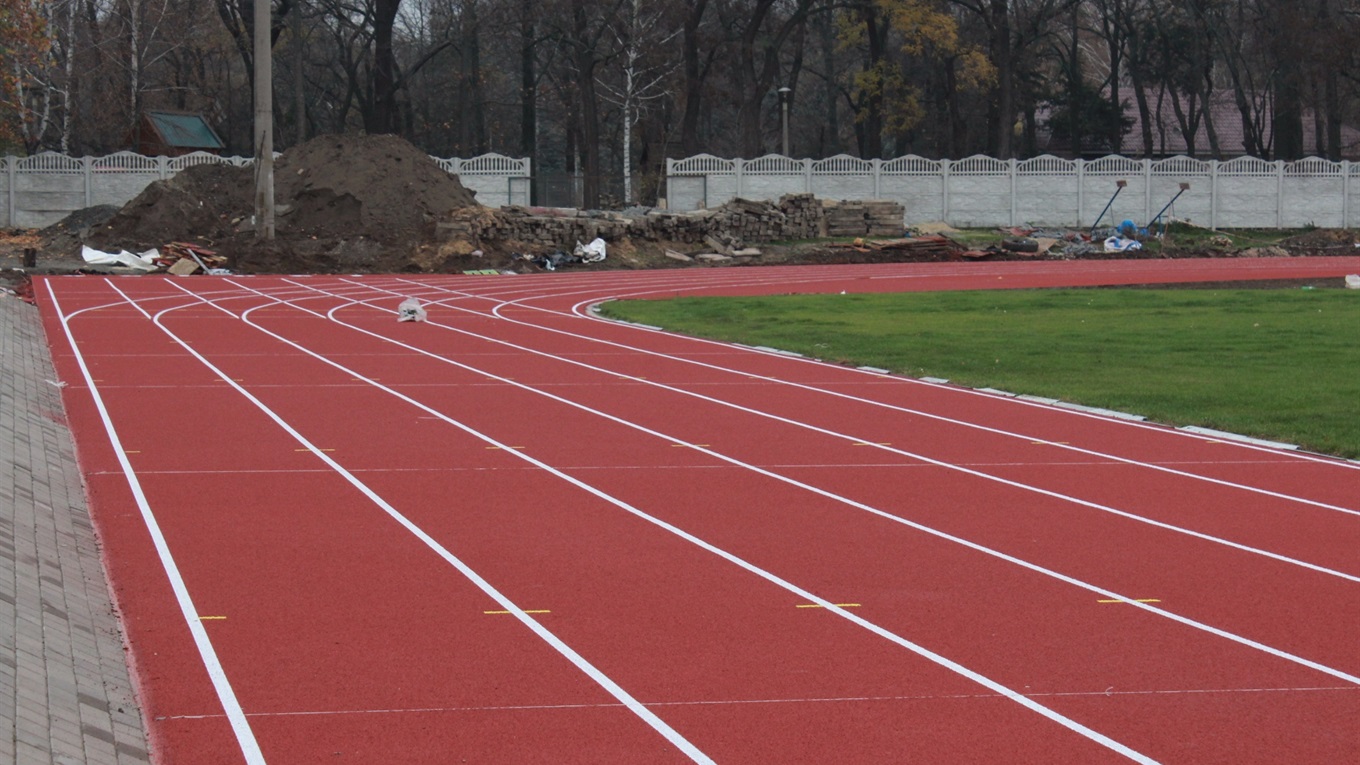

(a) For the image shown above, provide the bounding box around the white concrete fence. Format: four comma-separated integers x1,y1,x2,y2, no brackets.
665,153,1360,230
1,151,532,229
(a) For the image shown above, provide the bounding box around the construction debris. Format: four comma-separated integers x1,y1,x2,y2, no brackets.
828,235,958,259
438,193,899,255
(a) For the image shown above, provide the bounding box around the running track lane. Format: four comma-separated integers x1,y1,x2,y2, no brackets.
38,258,1360,763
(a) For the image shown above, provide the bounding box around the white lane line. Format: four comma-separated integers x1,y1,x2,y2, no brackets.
424,267,1360,474
424,277,1360,512
339,279,1360,584
360,268,1360,489
47,282,268,765
215,279,1163,764
147,280,716,765
286,278,1360,685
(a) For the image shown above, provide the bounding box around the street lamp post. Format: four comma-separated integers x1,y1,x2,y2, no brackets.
778,86,791,157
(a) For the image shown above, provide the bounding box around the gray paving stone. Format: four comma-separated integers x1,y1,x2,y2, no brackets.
1,293,150,765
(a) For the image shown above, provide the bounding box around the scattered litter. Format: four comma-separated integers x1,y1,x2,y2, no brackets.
573,237,608,263
1103,236,1143,252
81,245,158,271
45,379,67,388
397,297,427,322
1346,274,1360,289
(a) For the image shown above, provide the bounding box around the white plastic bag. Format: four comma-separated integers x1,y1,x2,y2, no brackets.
1103,236,1143,252
574,237,607,263
398,297,427,322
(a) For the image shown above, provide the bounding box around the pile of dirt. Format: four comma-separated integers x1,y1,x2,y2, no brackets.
87,164,252,251
82,133,480,272
1279,228,1360,253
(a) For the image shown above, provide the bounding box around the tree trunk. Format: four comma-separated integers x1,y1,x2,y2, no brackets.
572,0,601,208
989,0,1013,158
818,12,838,157
519,0,537,160
367,0,402,134
679,0,709,155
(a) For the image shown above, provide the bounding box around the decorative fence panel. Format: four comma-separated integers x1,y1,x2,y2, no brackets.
666,154,1358,230
2,152,530,228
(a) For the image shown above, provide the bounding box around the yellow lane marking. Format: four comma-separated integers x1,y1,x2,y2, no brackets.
124,450,140,454
797,603,862,609
484,610,551,615
852,442,890,447
198,616,227,621
1098,599,1162,604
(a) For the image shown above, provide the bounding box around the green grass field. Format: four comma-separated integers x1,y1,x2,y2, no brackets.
599,287,1360,459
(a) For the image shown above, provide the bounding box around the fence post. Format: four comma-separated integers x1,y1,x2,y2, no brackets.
1008,158,1018,226
803,158,812,194
1143,159,1152,224
83,157,93,208
158,155,170,180
1276,160,1285,228
872,159,882,199
735,159,745,200
1344,161,1351,229
6,157,15,228
1209,161,1218,230
1076,159,1085,227
941,159,951,223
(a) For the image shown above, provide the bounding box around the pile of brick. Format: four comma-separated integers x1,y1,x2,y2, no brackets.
821,199,906,238
438,193,903,251
708,194,823,245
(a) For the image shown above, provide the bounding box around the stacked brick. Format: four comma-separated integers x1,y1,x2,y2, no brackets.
438,193,902,250
821,199,907,237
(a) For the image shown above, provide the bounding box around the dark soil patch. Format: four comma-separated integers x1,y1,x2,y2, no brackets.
75,133,480,273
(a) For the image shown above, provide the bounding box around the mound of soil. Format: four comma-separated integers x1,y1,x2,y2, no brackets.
89,164,252,251
82,133,481,272
274,133,477,242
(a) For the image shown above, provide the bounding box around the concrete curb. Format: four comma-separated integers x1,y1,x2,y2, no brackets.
1,292,151,765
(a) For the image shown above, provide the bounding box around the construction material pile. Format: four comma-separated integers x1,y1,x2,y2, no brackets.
822,199,907,237
440,193,882,254
82,133,479,272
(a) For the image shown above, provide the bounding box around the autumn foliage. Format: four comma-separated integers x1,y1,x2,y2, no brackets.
0,0,51,150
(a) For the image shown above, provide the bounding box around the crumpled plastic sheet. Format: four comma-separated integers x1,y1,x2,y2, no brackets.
81,245,158,271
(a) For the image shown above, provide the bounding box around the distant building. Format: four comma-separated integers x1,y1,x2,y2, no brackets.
1038,89,1360,160
128,111,225,157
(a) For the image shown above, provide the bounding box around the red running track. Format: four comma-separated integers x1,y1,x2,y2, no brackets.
37,258,1360,764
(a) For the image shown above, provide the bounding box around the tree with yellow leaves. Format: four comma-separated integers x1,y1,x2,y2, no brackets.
839,0,992,158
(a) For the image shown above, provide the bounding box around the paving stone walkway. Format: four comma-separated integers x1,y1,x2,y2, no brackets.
1,289,151,764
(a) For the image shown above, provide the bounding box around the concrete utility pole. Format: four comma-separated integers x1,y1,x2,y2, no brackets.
254,0,275,240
